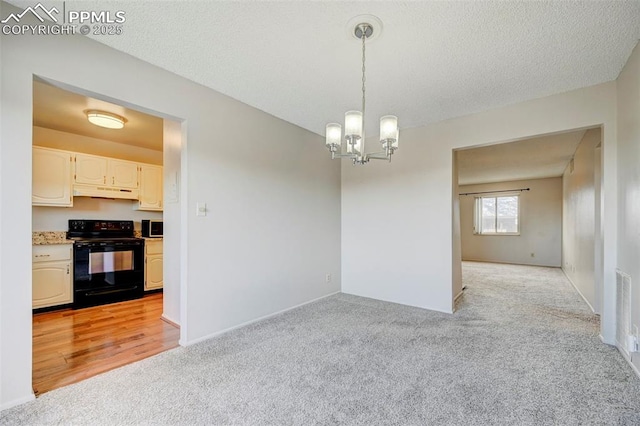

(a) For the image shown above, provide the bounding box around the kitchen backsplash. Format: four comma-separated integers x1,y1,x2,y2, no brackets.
33,197,162,231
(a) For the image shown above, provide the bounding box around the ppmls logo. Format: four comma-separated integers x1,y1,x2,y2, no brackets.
2,2,126,36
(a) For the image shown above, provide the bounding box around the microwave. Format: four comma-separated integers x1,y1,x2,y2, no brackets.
141,220,163,238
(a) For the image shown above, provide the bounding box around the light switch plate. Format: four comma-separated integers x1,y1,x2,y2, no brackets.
196,202,206,216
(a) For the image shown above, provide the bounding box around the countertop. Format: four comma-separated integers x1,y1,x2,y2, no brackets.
33,231,162,245
32,232,73,245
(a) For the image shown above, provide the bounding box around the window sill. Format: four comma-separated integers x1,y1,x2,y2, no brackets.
473,232,520,236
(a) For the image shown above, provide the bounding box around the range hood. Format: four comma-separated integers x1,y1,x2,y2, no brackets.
73,184,139,200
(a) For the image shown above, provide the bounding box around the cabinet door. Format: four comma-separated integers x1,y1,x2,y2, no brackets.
32,147,73,207
145,254,163,290
137,165,163,211
75,154,108,185
109,159,139,189
33,260,72,308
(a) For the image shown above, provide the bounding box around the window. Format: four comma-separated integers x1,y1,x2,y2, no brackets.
474,195,519,235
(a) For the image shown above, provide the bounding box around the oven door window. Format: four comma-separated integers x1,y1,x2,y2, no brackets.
73,244,144,290
90,250,134,274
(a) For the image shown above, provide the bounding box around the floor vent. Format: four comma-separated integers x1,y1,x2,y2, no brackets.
616,269,632,356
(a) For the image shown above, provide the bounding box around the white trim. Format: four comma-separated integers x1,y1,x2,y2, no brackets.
562,268,596,313
341,291,454,314
616,345,640,380
182,291,340,346
473,233,521,236
462,258,561,268
161,314,180,328
1,394,35,411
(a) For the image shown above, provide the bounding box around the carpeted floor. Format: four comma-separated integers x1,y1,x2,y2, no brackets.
2,262,640,425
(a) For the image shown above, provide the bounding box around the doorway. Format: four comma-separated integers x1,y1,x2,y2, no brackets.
31,77,184,394
453,127,603,316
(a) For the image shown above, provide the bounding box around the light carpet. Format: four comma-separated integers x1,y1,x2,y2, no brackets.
2,262,640,425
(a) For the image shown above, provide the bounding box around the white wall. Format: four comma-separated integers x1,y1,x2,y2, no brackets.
0,2,341,410
459,177,562,267
162,119,181,326
33,126,163,165
32,197,162,231
342,81,617,336
616,42,640,373
452,152,463,300
562,128,601,312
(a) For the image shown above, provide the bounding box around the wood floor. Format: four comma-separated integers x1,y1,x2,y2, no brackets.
32,292,180,396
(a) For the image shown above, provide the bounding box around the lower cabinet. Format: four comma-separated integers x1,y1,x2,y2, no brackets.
32,244,73,309
145,239,163,291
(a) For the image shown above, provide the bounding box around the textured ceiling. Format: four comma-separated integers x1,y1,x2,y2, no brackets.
13,1,640,139
65,0,638,137
33,80,163,151
457,130,589,186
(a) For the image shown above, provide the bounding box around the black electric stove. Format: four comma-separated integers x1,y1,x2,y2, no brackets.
67,220,144,309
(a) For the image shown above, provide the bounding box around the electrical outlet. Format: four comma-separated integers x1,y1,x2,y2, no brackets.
325,273,332,284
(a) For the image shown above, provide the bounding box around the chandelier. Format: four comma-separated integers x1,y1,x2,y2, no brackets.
325,21,399,165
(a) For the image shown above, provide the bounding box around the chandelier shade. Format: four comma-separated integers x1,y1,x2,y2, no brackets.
325,123,342,148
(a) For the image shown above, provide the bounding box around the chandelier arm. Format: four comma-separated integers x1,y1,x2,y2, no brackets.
332,152,358,160
366,155,391,160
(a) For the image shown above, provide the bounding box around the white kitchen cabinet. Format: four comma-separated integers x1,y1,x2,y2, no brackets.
75,154,138,189
32,244,73,309
32,147,73,207
74,153,108,186
109,159,139,189
144,239,163,291
135,164,163,211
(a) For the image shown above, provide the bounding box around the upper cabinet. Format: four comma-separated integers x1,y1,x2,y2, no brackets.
136,164,163,211
33,147,163,210
109,159,139,189
75,154,138,189
32,146,73,207
74,153,108,185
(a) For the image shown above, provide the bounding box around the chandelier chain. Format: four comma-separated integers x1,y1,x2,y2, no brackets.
361,24,367,139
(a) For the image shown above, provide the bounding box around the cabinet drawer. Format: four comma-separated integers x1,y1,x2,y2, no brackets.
145,240,163,255
33,244,72,263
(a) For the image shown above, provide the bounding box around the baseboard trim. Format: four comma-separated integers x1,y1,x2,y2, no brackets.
341,290,454,314
562,269,596,313
462,259,560,268
615,345,640,380
182,291,340,347
1,393,35,411
161,314,180,328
